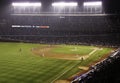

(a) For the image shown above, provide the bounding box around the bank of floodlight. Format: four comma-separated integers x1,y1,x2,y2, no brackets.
52,2,78,7
12,2,42,7
83,1,102,7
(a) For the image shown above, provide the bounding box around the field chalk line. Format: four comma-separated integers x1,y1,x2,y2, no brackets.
89,48,102,55
51,62,81,83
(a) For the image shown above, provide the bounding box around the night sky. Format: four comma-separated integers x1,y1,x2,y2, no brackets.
0,0,120,14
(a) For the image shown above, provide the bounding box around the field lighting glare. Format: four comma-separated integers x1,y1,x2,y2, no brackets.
83,1,102,6
12,2,41,7
52,2,78,7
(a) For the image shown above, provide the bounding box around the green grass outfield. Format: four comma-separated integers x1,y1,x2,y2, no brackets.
0,42,112,83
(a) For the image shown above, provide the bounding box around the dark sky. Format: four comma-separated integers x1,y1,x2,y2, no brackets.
0,0,120,14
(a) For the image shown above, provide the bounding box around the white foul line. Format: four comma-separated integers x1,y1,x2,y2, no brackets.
51,62,81,83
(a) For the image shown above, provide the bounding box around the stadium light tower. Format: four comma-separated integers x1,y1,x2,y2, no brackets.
52,2,78,7
83,1,102,7
12,2,42,14
12,2,42,7
83,1,102,13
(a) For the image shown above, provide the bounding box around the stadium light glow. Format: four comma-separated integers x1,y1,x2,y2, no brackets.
12,2,42,7
52,2,78,7
83,1,102,7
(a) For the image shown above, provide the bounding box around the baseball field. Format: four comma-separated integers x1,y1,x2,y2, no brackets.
0,42,113,83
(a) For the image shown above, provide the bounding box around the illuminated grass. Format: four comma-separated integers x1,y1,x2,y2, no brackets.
0,42,112,83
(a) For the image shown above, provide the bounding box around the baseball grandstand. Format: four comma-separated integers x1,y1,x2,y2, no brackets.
0,0,120,83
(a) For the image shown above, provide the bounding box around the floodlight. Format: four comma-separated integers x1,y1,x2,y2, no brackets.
83,1,102,7
12,2,41,7
52,2,78,7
